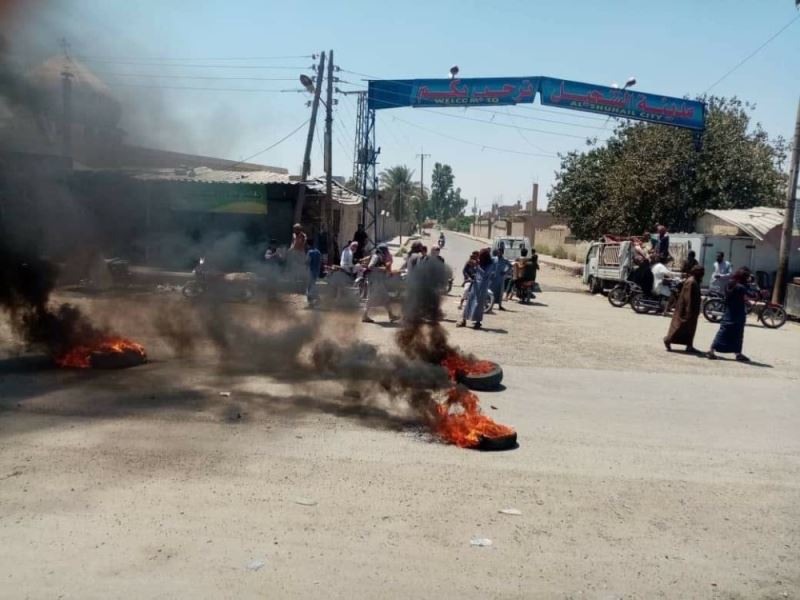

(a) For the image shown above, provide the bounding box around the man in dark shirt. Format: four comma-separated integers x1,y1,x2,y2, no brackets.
352,224,368,261
681,250,698,275
628,258,654,296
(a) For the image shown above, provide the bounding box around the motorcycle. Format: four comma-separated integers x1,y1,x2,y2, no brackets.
515,280,536,304
438,237,445,249
607,280,635,308
629,279,682,315
702,285,787,329
182,257,256,302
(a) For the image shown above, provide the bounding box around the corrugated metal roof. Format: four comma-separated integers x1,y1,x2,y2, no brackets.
306,177,363,206
134,166,293,185
704,206,784,241
131,168,362,205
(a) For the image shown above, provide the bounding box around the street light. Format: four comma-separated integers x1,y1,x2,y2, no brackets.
299,74,315,94
611,76,637,90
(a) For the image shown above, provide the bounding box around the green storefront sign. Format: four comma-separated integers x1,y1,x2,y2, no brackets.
166,181,267,215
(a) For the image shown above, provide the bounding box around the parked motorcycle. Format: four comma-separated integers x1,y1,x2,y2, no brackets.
182,257,256,302
629,279,682,315
702,285,787,329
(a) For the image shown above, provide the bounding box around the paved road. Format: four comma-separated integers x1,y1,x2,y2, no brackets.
1,233,799,598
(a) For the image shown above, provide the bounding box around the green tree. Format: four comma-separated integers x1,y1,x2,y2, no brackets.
379,165,416,228
429,163,468,222
548,96,787,240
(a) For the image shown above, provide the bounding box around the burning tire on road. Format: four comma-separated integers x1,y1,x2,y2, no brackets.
55,337,147,369
441,353,503,391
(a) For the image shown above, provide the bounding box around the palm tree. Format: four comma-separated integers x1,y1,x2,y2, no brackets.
379,165,415,237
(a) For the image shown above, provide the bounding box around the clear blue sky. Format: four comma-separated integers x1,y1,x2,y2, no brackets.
13,0,800,210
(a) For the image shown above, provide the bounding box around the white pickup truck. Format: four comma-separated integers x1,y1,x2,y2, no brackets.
582,234,758,293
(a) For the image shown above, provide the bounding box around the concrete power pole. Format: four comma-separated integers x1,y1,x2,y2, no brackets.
773,97,800,303
324,49,334,254
293,51,326,224
415,151,430,240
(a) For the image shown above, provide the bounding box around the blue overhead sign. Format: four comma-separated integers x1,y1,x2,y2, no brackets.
368,77,539,110
539,77,705,131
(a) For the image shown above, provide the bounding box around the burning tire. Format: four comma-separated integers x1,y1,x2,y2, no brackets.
458,362,503,391
90,348,147,369
478,431,518,451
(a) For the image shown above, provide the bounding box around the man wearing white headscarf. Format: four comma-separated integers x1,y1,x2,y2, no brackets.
340,241,359,275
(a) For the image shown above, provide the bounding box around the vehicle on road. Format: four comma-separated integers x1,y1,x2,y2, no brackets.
702,284,787,328
584,233,763,294
629,279,682,315
607,280,635,307
491,236,531,261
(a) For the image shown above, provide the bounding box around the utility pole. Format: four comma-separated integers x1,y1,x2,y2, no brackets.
60,69,73,158
293,51,326,224
415,150,430,242
772,97,800,304
324,49,334,256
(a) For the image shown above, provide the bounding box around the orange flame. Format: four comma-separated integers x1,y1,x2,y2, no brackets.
440,353,496,381
435,387,515,448
434,352,515,448
55,337,147,369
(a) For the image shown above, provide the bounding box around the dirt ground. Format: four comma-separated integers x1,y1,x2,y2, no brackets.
1,232,799,599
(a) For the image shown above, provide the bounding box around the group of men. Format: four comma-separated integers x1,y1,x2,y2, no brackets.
457,243,540,329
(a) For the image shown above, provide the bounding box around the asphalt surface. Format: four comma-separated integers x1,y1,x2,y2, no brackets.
1,231,799,599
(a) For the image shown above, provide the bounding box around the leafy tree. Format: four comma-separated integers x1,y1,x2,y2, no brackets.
445,215,473,233
429,163,468,222
379,165,416,227
548,96,787,240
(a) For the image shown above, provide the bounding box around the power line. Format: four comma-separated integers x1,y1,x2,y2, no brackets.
96,72,298,82
389,115,558,158
473,107,610,131
705,12,800,92
76,54,313,62
227,118,310,168
109,83,304,93
77,59,312,70
335,86,597,141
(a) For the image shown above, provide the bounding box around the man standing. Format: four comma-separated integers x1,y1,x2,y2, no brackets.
457,248,494,329
681,250,699,275
711,252,732,283
340,241,358,275
490,247,511,311
656,225,670,262
353,224,368,261
306,239,322,307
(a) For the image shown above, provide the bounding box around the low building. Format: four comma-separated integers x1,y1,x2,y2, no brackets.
694,207,800,278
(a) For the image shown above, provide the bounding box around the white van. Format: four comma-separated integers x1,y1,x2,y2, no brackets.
492,236,532,261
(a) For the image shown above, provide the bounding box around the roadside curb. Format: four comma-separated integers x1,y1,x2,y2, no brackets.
538,257,583,276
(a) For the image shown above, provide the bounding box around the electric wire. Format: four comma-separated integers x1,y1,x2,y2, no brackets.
226,118,310,168
389,115,558,158
705,12,800,92
75,54,313,62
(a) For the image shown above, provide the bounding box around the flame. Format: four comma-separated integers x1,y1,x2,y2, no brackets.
55,336,147,369
434,387,515,448
432,352,515,448
440,352,496,381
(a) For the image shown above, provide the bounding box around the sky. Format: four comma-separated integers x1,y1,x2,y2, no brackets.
8,0,800,211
